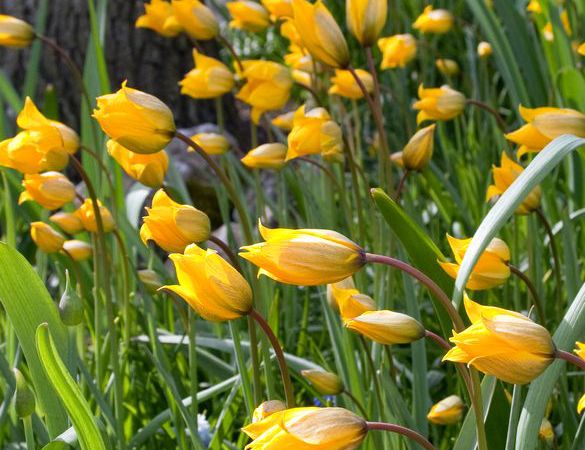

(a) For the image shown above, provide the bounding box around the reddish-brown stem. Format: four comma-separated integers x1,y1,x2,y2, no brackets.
217,34,244,73
366,422,437,450
208,235,241,272
394,170,409,202
425,330,451,351
466,99,506,131
556,350,585,370
508,264,545,324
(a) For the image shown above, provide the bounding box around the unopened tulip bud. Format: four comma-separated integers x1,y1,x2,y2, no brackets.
0,15,34,48
227,1,270,32
241,143,288,170
413,84,465,124
477,41,492,58
74,199,115,233
435,58,460,76
63,240,92,261
413,6,454,34
401,124,435,171
252,400,286,422
190,133,230,155
59,271,84,326
344,310,425,345
19,172,76,210
329,69,374,100
301,369,344,395
326,277,356,312
49,212,84,235
271,112,295,132
107,140,169,188
138,269,164,293
427,395,464,425
538,418,554,446
13,369,35,418
135,0,183,37
172,0,219,40
346,0,387,47
30,222,65,253
180,50,234,99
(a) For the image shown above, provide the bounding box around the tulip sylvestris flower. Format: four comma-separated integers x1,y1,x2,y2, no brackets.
19,172,76,210
227,1,270,32
171,0,219,40
477,41,493,58
443,296,555,384
413,84,466,124
180,50,235,99
93,82,176,154
240,222,366,286
163,244,252,321
436,58,460,76
486,152,541,215
107,141,168,188
74,199,115,233
344,310,425,345
427,395,464,425
50,212,84,235
135,0,182,37
346,0,387,47
242,407,367,450
262,0,293,19
0,15,35,48
331,285,376,320
397,124,435,171
63,240,92,261
190,133,230,155
377,34,417,69
326,276,355,312
579,43,585,56
413,6,454,34
328,69,374,100
31,222,65,253
271,111,295,131
140,189,210,253
292,0,350,68
252,400,286,422
301,369,343,395
241,143,288,169
287,105,343,161
538,418,554,446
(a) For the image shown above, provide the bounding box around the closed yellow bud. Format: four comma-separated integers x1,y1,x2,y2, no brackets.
241,143,288,169
74,199,115,233
486,152,541,214
427,395,464,425
377,34,417,69
443,296,555,384
93,82,176,154
326,277,356,312
301,369,344,395
291,68,312,87
50,212,84,235
401,124,435,171
526,0,542,14
579,42,585,56
137,269,164,293
135,0,183,37
329,69,374,100
578,394,585,414
240,221,366,286
163,244,252,321
285,48,313,71
0,15,34,48
107,140,168,188
344,310,425,345
346,0,387,46
292,0,350,68
413,6,454,34
477,41,492,58
575,343,585,414
31,222,65,253
190,132,230,155
271,111,295,131
140,189,210,253
227,1,270,32
63,240,92,261
538,418,554,446
242,407,367,450
261,0,293,19
413,84,466,124
287,105,343,161
236,60,293,124
180,50,235,99
171,0,219,40
19,172,76,210
252,400,286,422
436,58,460,76
332,286,376,320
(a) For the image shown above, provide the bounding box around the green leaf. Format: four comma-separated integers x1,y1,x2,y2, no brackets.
36,323,107,450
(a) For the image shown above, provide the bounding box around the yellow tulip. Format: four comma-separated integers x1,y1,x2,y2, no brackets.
413,84,466,124
346,0,387,47
438,235,510,290
326,276,356,312
171,0,219,40
344,310,425,345
575,342,585,360
435,58,459,76
190,132,230,155
242,407,367,449
328,69,373,100
252,400,286,422
526,0,542,14
236,60,292,124
579,394,585,414
579,42,585,56
477,41,493,58
19,171,76,210
62,240,92,261
271,111,295,131
331,285,376,320
241,143,288,169
292,0,350,68
135,0,182,37
399,124,435,171
291,69,312,87
137,269,164,293
140,189,210,252
49,212,84,235
443,296,555,384
239,221,366,285
301,369,344,395
93,81,176,154
107,140,168,188
0,15,34,48
538,418,554,446
486,152,541,215
227,1,270,32
74,199,115,233
30,222,65,253
162,244,252,321
262,0,293,19
427,395,464,425
413,6,454,34
377,34,417,69
280,18,302,46
180,50,235,99
284,45,313,71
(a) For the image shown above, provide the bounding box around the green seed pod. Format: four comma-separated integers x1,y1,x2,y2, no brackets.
13,368,35,418
59,270,84,326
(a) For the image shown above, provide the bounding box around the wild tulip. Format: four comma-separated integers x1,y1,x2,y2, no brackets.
107,140,168,188
135,0,183,37
271,111,295,131
285,46,313,71
137,269,164,293
171,0,219,40
413,6,454,34
331,285,376,319
436,58,460,76
326,276,356,312
241,143,288,169
227,1,270,32
346,0,387,47
291,68,312,87
301,369,344,395
477,41,492,58
74,198,115,233
252,400,286,422
190,133,230,155
0,15,35,48
49,212,84,235
19,172,76,210
279,18,302,46
427,395,464,425
180,50,235,99
377,34,417,69
344,310,425,345
579,42,585,56
62,240,92,261
329,69,374,100
30,222,65,254
539,418,554,446
413,84,466,124
398,124,435,171
261,0,293,19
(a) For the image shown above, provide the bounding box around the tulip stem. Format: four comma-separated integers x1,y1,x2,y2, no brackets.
248,309,295,407
296,82,322,106
395,170,409,202
366,422,437,450
365,253,465,331
508,264,546,324
465,99,506,131
217,34,244,73
359,337,386,420
555,350,585,370
343,389,369,419
79,144,116,196
208,235,242,272
23,416,35,450
297,157,342,192
535,208,562,308
424,330,451,351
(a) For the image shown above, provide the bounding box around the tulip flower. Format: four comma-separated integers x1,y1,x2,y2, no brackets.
162,244,252,321
241,143,288,169
329,69,374,99
138,269,164,293
235,60,293,124
326,277,356,312
262,0,293,19
477,41,492,58
579,43,585,56
436,58,460,76
486,152,541,214
292,0,350,68
331,284,376,319
107,140,168,188
62,240,92,261
171,0,219,40
93,81,176,154
284,45,313,71
227,1,270,32
538,418,554,446
30,222,65,253
346,0,387,47
50,212,84,235
19,172,76,210
271,111,295,131
242,407,367,449
74,198,115,233
439,235,510,290
190,133,230,155
291,69,312,88
413,6,454,34
443,296,555,384
413,84,466,124
394,124,435,171
427,395,464,425
240,221,366,285
252,400,286,422
135,0,182,37
140,189,210,253
280,18,302,46
0,15,34,48
344,310,425,345
180,50,235,99
301,369,343,395
377,34,417,69
526,0,541,14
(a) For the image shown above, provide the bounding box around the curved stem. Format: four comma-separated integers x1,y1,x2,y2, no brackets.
248,309,295,407
394,170,409,202
343,389,369,418
217,34,244,73
208,235,241,272
556,350,585,370
297,157,342,192
508,264,545,324
296,82,322,106
535,208,562,307
425,330,451,351
79,145,116,196
466,99,506,131
366,422,437,450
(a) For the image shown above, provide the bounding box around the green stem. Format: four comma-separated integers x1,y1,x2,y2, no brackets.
465,99,506,131
535,208,563,308
366,422,437,450
188,310,199,433
215,97,225,133
23,416,35,450
470,368,488,450
508,264,546,324
343,389,369,419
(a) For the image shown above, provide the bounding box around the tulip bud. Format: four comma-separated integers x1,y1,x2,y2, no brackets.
329,69,374,99
271,112,295,132
344,310,425,345
49,212,84,235
241,143,288,170
378,34,417,69
63,240,92,262
19,171,76,210
13,369,35,418
326,277,356,312
172,0,219,40
107,140,169,188
346,0,387,47
538,418,554,446
578,42,585,56
401,124,435,171
578,394,585,415
180,50,235,99
435,58,460,76
427,395,464,425
74,199,115,233
93,82,176,154
135,0,183,37
59,271,84,326
291,69,312,87
301,369,344,395
413,6,454,34
138,269,164,293
0,15,35,48
252,400,286,422
190,133,230,155
413,84,466,124
477,41,492,58
261,0,293,19
30,222,65,253
227,1,270,32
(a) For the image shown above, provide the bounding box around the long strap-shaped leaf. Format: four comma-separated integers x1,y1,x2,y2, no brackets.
36,323,107,450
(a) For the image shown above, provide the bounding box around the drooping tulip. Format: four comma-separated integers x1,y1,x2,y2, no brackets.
241,143,288,169
74,198,116,233
135,0,183,37
62,240,93,261
107,140,168,188
301,369,344,395
377,34,417,69
227,1,270,32
30,222,65,253
344,310,425,345
413,6,454,34
427,395,464,425
328,69,374,100
49,212,84,235
171,0,219,40
190,133,230,155
413,84,465,124
346,0,387,47
19,172,76,210
0,15,35,48
180,50,235,99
